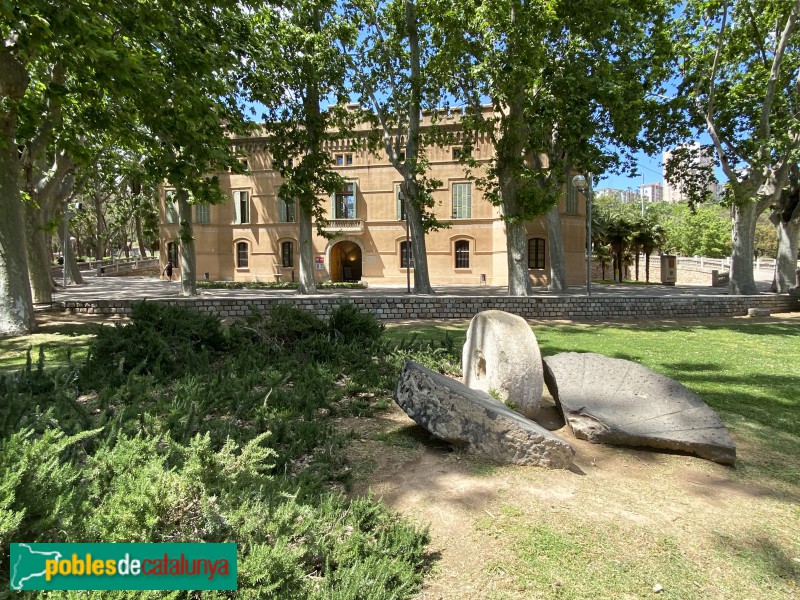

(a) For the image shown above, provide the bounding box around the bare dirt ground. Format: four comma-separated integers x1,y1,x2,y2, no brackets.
339,404,799,599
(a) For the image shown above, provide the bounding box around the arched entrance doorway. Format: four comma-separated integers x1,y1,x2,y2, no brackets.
330,240,362,282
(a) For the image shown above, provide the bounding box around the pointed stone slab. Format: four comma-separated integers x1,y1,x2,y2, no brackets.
542,352,736,465
393,361,574,469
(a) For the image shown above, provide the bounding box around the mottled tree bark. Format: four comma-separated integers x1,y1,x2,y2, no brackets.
498,93,533,297
770,208,800,293
545,204,566,291
729,201,761,295
297,201,316,294
177,190,197,296
135,212,148,257
25,204,55,303
769,169,800,293
0,50,36,334
0,134,36,335
93,193,107,260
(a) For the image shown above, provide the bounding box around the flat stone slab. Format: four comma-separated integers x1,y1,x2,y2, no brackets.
394,361,574,469
747,307,771,317
542,352,736,465
462,310,543,418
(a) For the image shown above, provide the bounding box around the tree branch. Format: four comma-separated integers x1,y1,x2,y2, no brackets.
745,3,770,69
757,0,800,157
705,3,728,128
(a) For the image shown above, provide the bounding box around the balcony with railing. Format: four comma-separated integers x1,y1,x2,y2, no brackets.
318,218,364,234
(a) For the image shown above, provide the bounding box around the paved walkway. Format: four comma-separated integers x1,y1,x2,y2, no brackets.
49,270,777,304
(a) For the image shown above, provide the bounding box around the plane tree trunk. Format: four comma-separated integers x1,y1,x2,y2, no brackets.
497,94,533,297
729,200,764,295
297,201,316,294
545,203,566,291
176,190,197,296
769,167,800,293
0,50,36,335
135,212,148,258
770,205,800,293
0,136,36,335
25,204,55,303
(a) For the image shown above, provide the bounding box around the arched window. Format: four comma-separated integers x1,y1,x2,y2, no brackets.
281,241,294,268
400,241,413,268
528,238,546,269
454,240,470,269
236,242,249,268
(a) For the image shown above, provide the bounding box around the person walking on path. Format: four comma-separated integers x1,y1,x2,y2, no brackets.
163,261,174,281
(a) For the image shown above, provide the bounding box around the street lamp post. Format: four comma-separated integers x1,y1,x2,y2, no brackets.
571,173,593,296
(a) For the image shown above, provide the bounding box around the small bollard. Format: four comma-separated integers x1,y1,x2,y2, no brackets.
796,267,800,288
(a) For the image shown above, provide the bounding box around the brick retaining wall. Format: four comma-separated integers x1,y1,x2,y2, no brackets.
60,293,799,321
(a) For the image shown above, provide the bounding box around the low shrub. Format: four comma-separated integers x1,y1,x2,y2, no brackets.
328,303,385,344
81,301,227,388
0,302,431,597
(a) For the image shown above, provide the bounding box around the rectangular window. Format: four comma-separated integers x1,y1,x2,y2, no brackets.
452,147,462,160
279,197,296,223
233,190,249,224
346,153,353,165
528,237,546,269
452,183,472,219
281,241,294,268
165,190,178,224
335,154,344,166
396,184,407,220
195,204,210,224
455,240,470,268
334,182,357,219
239,158,249,171
566,178,579,215
400,241,414,268
236,242,249,268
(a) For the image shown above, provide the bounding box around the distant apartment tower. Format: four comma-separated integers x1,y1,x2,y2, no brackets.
638,182,663,203
595,188,640,203
662,143,721,203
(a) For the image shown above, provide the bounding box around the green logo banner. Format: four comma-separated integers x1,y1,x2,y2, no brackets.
10,543,237,591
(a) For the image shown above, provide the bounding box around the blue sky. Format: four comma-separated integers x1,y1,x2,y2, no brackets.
597,150,667,190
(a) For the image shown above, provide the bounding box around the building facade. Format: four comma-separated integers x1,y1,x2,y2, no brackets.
662,144,723,203
159,114,588,288
638,182,663,203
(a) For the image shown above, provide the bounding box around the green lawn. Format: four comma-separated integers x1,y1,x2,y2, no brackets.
0,320,96,373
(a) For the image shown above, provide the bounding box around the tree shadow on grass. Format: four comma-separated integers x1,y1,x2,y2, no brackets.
714,531,799,585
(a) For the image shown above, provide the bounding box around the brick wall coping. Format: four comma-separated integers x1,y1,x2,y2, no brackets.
59,293,799,321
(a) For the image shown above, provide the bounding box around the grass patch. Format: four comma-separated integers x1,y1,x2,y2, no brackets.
372,426,425,449
475,504,797,600
0,321,95,373
478,511,706,599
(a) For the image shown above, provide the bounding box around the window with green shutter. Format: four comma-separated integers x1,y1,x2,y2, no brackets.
452,183,472,219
